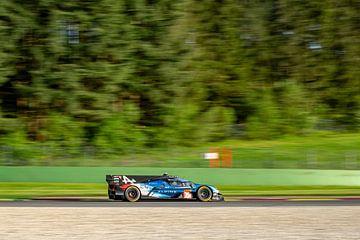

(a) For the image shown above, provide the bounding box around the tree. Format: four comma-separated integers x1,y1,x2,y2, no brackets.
94,102,145,153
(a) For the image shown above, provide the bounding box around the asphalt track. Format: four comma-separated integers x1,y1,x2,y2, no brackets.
2,199,360,207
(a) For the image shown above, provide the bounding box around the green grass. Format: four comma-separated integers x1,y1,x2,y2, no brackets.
223,133,360,169
2,182,360,199
220,185,360,196
7,132,359,169
1,132,359,169
0,182,106,199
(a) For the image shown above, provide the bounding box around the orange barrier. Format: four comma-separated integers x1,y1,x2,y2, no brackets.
208,147,232,168
208,147,221,168
221,147,232,168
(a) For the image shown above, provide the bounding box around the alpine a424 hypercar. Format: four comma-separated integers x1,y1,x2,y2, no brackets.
106,173,224,202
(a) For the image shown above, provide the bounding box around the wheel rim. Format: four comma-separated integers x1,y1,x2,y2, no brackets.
199,187,211,200
126,188,139,201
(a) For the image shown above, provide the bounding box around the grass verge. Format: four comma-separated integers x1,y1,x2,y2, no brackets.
2,182,360,199
5,132,359,169
0,182,106,199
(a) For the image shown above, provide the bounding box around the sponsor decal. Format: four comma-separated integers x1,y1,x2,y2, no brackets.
181,191,192,199
121,176,136,184
159,190,178,193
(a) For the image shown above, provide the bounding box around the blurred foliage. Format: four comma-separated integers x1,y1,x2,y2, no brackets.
0,0,359,164
94,102,145,154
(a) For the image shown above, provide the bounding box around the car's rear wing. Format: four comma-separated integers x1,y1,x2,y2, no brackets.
106,175,161,185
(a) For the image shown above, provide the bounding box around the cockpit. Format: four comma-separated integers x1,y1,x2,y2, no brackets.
167,178,194,187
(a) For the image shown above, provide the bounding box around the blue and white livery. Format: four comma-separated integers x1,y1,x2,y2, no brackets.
106,174,224,202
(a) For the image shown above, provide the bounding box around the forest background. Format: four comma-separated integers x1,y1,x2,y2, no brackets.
0,0,359,168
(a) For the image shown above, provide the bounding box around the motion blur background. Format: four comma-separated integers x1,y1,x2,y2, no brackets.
0,0,359,170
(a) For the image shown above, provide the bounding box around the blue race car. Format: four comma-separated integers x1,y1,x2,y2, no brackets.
106,173,224,202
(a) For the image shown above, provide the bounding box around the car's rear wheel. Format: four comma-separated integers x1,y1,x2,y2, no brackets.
124,186,141,202
197,186,212,202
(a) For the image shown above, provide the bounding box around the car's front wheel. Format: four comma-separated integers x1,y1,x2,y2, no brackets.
196,186,212,202
124,186,141,202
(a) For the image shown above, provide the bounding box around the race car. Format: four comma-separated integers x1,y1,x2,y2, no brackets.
106,173,224,202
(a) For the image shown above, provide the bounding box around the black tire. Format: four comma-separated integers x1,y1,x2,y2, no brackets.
196,186,213,202
124,186,141,202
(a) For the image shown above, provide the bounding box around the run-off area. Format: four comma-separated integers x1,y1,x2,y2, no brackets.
1,207,360,240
